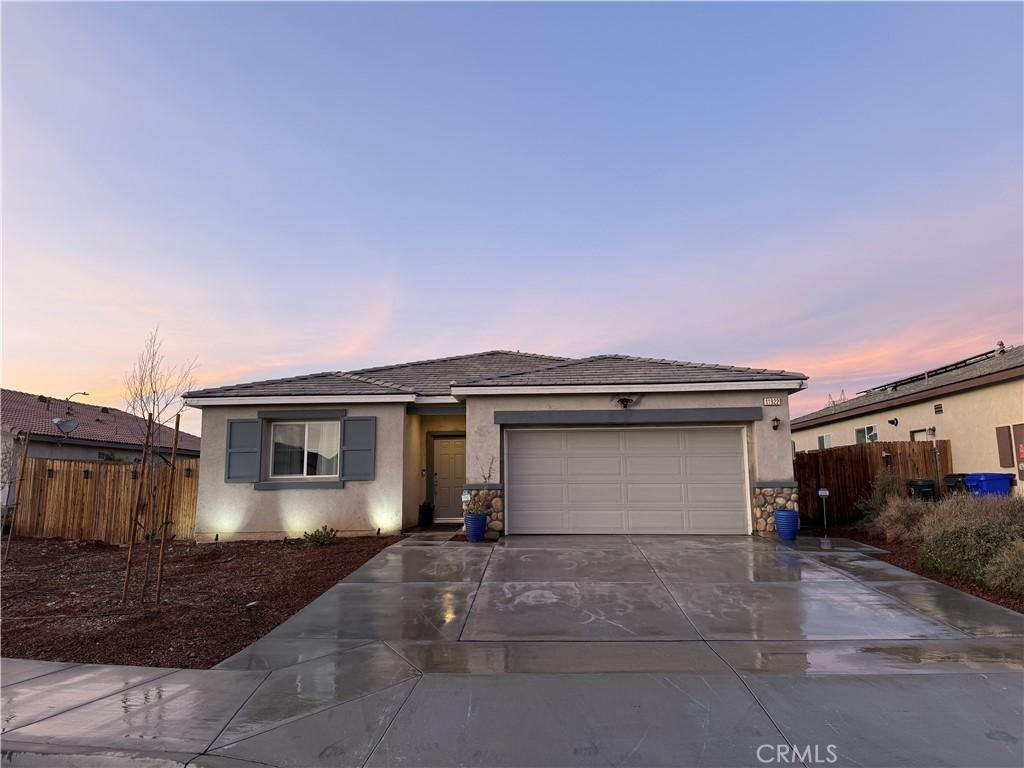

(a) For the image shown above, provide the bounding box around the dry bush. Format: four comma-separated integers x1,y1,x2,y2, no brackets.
872,492,1024,545
869,495,932,543
855,468,905,529
917,493,1024,542
914,494,1024,583
984,540,1024,598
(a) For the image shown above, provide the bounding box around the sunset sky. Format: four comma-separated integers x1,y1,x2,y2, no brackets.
3,2,1022,438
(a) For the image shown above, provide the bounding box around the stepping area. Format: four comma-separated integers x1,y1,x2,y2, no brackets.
3,532,1022,767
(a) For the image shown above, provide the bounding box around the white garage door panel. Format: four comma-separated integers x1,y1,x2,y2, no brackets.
507,428,748,534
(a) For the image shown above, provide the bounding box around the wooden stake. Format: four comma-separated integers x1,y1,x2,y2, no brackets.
3,433,33,565
154,414,180,606
121,414,153,603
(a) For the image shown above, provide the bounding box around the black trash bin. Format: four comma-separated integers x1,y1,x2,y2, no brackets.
943,474,970,494
908,479,936,501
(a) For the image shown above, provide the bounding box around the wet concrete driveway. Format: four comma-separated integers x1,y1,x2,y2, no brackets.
3,534,1022,767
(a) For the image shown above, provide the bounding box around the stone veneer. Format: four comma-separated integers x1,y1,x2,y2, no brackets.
751,482,799,535
462,483,504,538
462,481,796,538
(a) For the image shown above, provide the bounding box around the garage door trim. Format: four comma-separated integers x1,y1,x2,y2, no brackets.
503,425,752,535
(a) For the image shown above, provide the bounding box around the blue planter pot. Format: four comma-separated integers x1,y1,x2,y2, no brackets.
774,509,799,541
465,513,488,542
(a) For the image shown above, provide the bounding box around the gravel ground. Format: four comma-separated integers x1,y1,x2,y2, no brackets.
1,535,399,669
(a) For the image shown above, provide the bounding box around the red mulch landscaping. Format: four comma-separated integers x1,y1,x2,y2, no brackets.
1,535,399,669
833,526,1024,614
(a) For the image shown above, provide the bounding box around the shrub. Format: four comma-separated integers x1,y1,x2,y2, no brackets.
856,468,906,530
984,540,1024,598
303,525,338,545
918,520,1017,582
917,493,1024,543
871,491,1024,545
869,495,931,543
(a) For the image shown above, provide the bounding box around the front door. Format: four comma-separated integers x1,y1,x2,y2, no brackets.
433,436,466,523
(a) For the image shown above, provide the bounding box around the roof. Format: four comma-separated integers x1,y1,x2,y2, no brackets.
184,371,415,399
1,389,201,454
792,344,1024,429
455,355,807,388
184,350,806,401
350,351,568,395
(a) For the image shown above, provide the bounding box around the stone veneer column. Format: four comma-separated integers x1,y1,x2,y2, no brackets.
462,483,504,538
751,481,799,535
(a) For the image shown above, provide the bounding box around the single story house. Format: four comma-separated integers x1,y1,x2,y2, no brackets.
792,344,1024,495
183,351,808,540
1,388,201,509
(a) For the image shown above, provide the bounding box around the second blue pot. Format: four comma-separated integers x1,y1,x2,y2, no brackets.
465,513,488,542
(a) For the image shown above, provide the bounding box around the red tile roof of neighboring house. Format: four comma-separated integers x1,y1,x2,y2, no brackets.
1,389,201,454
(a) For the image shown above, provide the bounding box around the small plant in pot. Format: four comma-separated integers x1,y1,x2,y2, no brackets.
464,495,489,542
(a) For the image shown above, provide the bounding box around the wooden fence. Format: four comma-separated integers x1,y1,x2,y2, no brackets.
794,440,952,526
11,457,199,544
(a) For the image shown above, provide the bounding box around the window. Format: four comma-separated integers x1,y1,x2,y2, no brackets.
909,429,929,442
817,434,832,449
855,425,878,444
270,421,340,478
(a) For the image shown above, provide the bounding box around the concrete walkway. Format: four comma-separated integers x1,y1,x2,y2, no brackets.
2,533,1022,766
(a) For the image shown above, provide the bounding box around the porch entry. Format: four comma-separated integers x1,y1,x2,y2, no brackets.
431,434,466,524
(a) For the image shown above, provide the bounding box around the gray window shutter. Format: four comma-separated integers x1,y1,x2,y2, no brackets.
225,419,260,482
341,416,376,482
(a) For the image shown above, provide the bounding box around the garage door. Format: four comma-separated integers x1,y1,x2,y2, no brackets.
505,428,748,534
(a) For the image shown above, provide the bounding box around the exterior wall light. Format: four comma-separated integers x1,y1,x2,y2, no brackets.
771,417,781,431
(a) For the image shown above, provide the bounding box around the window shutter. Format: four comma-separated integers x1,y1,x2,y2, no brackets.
996,426,1014,468
341,416,376,482
225,419,260,482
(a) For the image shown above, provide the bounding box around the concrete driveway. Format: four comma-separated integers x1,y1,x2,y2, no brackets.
2,534,1022,767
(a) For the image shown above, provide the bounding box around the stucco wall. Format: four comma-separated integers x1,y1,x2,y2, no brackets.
464,390,796,485
793,379,1024,494
195,403,407,541
401,413,466,528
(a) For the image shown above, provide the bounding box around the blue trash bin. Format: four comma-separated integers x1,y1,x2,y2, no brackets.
774,509,799,541
465,513,488,542
963,473,1015,497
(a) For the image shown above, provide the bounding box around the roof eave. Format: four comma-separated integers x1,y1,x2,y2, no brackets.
184,394,417,407
451,380,808,396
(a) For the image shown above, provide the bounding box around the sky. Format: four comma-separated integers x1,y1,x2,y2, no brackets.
3,2,1022,438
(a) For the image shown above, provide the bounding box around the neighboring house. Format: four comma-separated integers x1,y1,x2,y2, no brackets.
1,389,201,509
183,351,807,540
792,344,1024,495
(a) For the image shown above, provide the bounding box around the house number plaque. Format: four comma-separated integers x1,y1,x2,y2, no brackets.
763,396,783,407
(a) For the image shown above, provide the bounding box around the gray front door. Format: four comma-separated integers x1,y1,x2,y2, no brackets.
505,427,748,534
433,437,466,523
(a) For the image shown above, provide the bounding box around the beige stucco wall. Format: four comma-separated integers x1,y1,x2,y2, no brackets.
195,403,407,541
464,391,796,485
793,379,1024,495
401,413,466,528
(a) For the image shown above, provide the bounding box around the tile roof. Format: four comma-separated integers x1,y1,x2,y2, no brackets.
349,350,568,395
185,371,414,399
456,355,808,387
184,350,806,400
1,389,201,453
792,344,1024,428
